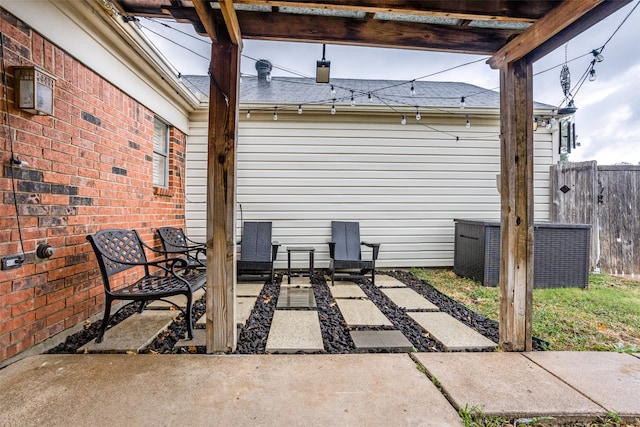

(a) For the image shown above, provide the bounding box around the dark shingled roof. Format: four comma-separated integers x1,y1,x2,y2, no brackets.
182,75,553,110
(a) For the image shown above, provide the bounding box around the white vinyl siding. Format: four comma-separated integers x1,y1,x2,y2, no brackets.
185,108,554,269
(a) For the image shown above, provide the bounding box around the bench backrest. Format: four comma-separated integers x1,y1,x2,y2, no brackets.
331,221,362,261
157,227,188,253
240,221,272,262
87,229,148,290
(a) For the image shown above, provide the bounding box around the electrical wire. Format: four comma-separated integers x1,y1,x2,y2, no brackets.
0,32,26,260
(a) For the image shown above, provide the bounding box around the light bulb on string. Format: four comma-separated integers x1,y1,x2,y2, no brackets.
401,115,406,125
273,107,278,121
298,105,303,114
410,81,416,96
246,110,251,119
331,99,336,115
368,93,373,103
350,90,356,107
460,97,466,109
465,115,470,128
415,107,421,121
330,85,336,95
266,72,272,82
592,49,604,62
589,68,597,82
546,120,552,130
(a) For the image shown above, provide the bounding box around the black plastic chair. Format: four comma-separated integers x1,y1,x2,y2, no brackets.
157,226,206,269
86,229,206,343
237,221,280,283
327,221,380,286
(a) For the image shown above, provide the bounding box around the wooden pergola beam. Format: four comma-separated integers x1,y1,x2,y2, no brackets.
205,26,240,353
498,58,534,351
219,0,243,48
488,0,604,69
192,0,218,42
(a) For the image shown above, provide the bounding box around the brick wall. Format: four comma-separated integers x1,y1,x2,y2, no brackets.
0,10,188,363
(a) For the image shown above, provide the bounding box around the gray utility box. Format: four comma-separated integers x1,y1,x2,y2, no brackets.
453,219,591,288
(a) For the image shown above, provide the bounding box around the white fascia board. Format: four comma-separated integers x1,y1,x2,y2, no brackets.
0,0,203,133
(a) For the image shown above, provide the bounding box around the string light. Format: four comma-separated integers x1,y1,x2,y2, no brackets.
331,99,336,115
330,84,336,95
246,110,251,119
415,107,421,121
350,90,356,107
368,93,373,103
592,49,604,62
460,97,466,109
410,81,416,96
589,68,597,81
401,114,406,125
298,104,303,114
465,115,470,128
273,107,278,121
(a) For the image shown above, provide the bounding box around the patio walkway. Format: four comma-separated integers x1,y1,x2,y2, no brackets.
1,352,639,426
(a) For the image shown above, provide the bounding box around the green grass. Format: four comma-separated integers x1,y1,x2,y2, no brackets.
411,268,640,351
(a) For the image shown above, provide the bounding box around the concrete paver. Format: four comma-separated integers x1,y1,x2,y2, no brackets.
0,353,463,426
237,282,264,297
329,283,367,299
374,275,406,287
276,287,316,309
525,351,640,416
350,330,414,352
409,312,497,351
335,299,392,327
266,310,324,353
283,276,312,286
380,287,439,311
79,311,177,353
414,352,606,420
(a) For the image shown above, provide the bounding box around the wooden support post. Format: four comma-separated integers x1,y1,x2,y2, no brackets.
498,58,534,351
205,35,240,353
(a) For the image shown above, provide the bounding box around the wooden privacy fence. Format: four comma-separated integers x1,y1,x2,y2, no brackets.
550,161,640,276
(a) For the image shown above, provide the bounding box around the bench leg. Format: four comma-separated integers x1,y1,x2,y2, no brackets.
96,297,113,343
185,293,194,340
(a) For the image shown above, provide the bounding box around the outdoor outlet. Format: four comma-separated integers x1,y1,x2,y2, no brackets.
2,255,24,270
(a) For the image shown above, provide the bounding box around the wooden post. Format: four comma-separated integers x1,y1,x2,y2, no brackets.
498,58,534,351
205,36,240,353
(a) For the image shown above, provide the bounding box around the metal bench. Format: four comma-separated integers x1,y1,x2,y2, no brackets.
87,229,206,343
157,226,206,270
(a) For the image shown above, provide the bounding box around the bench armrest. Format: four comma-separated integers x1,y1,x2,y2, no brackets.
271,241,280,260
327,241,336,259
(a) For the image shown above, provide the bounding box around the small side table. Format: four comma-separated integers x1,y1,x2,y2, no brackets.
286,246,315,284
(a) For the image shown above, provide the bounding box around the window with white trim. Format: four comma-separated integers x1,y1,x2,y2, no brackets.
153,117,169,188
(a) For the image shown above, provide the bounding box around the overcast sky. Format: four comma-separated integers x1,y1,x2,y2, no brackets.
140,2,640,165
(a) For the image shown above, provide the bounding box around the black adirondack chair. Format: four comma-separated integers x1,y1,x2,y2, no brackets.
237,221,280,283
87,229,206,343
327,221,380,286
157,226,206,269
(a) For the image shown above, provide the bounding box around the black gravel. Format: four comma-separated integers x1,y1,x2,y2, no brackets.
46,270,546,354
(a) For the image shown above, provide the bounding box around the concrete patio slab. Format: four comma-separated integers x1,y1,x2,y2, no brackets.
0,353,463,426
175,328,206,349
146,288,205,309
413,352,606,420
381,287,439,311
409,312,496,351
283,276,312,286
374,275,406,287
79,311,176,353
276,287,317,309
329,283,367,299
236,297,257,324
266,310,324,353
336,299,392,327
525,351,640,416
237,282,264,297
350,330,414,352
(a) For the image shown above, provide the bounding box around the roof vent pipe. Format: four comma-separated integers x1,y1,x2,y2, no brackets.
255,59,272,81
